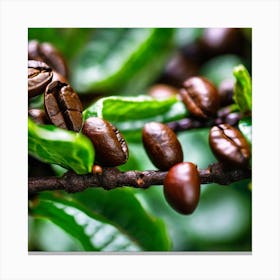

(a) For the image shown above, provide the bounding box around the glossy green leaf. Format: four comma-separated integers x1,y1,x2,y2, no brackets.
71,28,175,94
29,216,83,251
83,95,187,141
200,54,243,86
73,188,172,251
238,117,252,147
30,193,141,251
233,64,252,113
28,118,94,174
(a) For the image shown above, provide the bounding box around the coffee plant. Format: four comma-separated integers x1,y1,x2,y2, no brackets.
28,28,252,252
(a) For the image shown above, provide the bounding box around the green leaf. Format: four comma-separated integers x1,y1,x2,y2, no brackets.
72,188,172,251
174,28,203,47
29,216,83,251
28,28,92,61
238,117,252,147
71,28,175,94
186,183,251,245
83,95,187,142
28,118,94,174
30,193,141,251
200,54,243,86
233,64,252,113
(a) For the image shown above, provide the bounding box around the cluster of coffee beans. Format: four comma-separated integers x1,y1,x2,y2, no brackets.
28,40,251,216
143,76,250,215
28,40,83,132
28,41,129,169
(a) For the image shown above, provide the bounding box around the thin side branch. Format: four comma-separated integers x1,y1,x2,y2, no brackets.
28,162,251,195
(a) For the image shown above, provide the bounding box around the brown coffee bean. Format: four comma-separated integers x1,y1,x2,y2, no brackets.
28,40,68,78
161,52,199,87
209,123,251,167
218,79,234,106
82,117,129,167
28,109,49,125
200,28,242,56
148,84,179,100
51,71,68,84
180,76,220,118
142,122,183,171
28,60,53,98
164,162,200,215
44,81,83,132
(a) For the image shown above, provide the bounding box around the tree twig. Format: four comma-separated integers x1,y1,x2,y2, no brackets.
28,162,251,195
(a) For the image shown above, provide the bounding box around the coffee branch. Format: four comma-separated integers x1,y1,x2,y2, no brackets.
28,162,251,195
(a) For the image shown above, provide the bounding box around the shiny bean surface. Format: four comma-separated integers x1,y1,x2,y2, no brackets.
209,123,251,167
44,80,83,131
28,60,53,98
82,117,129,167
142,122,183,171
28,40,68,78
180,76,220,118
28,108,49,125
164,162,200,215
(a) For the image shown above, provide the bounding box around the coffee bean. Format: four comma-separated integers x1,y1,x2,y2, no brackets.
28,60,53,98
164,162,200,215
200,28,242,56
218,79,234,106
44,80,83,132
209,123,250,167
148,84,179,100
142,122,183,171
28,40,68,78
161,52,199,87
28,109,49,125
180,76,220,118
82,117,129,167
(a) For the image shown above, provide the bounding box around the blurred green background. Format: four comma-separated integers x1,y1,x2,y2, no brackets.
28,28,252,252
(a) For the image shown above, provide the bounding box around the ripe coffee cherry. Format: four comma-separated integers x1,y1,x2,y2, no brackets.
180,76,220,118
209,123,251,167
164,162,200,215
142,122,183,171
82,117,129,167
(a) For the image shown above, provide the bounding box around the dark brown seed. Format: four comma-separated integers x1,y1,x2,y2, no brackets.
148,84,179,100
218,79,234,106
28,40,68,78
209,123,251,167
180,76,220,118
142,122,183,171
82,117,129,167
28,60,53,98
200,28,242,55
164,162,200,215
161,52,199,87
28,109,49,125
51,71,68,84
44,80,83,132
